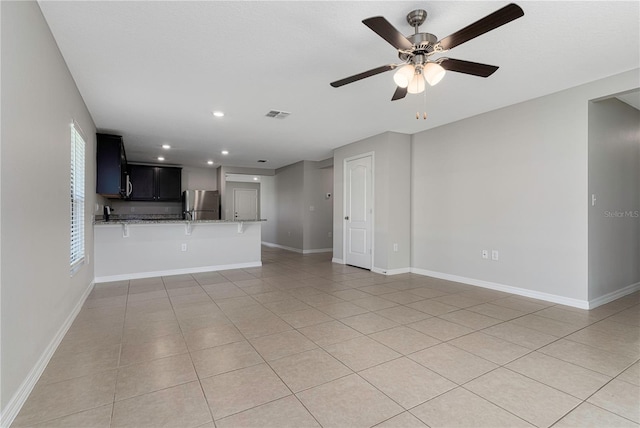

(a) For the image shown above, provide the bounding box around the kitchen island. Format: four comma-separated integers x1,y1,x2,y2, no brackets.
94,219,265,282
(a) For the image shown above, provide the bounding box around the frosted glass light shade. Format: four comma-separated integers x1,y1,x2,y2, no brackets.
423,62,446,86
407,73,426,94
393,64,415,88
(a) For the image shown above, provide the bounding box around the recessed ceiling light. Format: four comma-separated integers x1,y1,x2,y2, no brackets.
213,111,224,117
162,144,171,149
207,160,214,165
221,150,229,155
157,156,165,161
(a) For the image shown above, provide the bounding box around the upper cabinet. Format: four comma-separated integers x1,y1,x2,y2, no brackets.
128,165,155,201
96,133,129,198
156,166,182,201
129,164,182,202
96,133,181,201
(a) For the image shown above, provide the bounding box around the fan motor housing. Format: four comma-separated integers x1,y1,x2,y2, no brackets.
399,32,438,61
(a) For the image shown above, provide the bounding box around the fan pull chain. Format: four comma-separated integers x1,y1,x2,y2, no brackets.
416,87,428,120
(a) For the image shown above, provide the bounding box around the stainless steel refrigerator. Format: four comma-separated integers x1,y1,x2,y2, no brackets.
182,190,220,220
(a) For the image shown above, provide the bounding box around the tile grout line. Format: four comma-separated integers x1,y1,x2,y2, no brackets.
357,291,638,427
109,278,131,428
170,273,222,427
201,266,327,426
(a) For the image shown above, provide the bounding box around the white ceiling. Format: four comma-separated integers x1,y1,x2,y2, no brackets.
39,1,640,170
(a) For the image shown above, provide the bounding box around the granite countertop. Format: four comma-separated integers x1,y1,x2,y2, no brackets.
94,218,266,225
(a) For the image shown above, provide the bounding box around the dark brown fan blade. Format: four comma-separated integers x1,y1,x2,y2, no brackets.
362,16,413,51
439,58,499,77
330,64,395,88
391,86,407,101
437,3,524,51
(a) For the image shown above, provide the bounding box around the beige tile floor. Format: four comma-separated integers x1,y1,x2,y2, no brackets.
12,247,640,427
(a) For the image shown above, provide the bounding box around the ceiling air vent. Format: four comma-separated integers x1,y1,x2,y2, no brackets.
265,110,291,119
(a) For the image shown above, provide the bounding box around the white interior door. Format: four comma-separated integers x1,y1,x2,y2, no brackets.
345,155,372,269
234,189,258,220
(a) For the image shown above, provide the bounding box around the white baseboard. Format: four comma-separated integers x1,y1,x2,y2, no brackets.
372,267,411,276
1,281,95,428
262,242,332,255
411,268,590,309
262,242,303,253
332,258,345,264
94,261,262,283
302,248,333,254
588,281,640,309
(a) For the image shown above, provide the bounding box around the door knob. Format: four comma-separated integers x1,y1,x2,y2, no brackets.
344,216,349,220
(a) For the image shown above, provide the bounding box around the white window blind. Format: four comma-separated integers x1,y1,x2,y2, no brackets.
70,123,86,273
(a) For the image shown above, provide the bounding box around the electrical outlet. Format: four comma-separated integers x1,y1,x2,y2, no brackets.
131,207,135,212
328,231,332,238
393,243,398,252
492,250,499,261
482,250,489,259
181,243,187,252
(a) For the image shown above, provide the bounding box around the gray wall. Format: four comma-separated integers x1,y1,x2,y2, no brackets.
385,133,412,270
273,161,305,249
1,0,97,415
588,97,640,300
333,132,412,272
181,166,217,191
303,162,333,251
410,69,639,302
260,175,277,243
261,160,334,252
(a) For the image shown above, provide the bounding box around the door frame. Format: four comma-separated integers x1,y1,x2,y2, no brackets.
342,152,375,269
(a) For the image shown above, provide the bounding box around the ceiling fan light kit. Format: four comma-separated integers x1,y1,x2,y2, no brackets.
330,3,525,101
407,71,426,94
424,62,446,86
393,64,415,88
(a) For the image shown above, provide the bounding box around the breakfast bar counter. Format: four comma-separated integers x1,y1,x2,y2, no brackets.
94,219,265,282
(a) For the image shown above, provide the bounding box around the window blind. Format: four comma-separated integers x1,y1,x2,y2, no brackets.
70,123,86,273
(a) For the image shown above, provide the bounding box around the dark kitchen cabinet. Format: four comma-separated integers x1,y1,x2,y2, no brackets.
129,164,182,202
96,133,129,198
156,167,182,201
128,165,155,201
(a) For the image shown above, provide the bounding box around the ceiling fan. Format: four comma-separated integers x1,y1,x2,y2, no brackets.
330,3,524,101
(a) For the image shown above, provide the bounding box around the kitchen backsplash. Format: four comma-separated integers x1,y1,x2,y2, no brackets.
103,200,182,217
